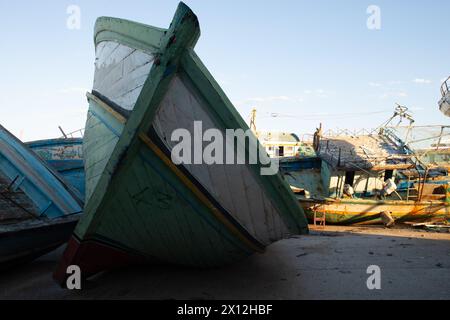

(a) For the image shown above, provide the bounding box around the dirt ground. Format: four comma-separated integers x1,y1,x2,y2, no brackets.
1,225,449,300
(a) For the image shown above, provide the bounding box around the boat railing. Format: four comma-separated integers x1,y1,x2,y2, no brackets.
441,77,450,97
58,127,84,139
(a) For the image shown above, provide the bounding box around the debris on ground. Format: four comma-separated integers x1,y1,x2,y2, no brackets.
381,211,395,228
410,219,450,233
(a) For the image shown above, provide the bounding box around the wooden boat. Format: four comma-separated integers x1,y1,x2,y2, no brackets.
0,126,83,269
54,2,308,283
26,138,85,197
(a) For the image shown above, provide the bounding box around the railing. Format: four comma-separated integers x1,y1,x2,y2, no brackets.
58,127,84,139
441,77,450,97
381,127,407,149
322,128,375,137
300,133,315,143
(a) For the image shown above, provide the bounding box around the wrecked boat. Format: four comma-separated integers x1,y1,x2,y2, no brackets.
0,125,83,269
439,77,450,117
26,137,85,197
54,2,308,283
283,122,450,225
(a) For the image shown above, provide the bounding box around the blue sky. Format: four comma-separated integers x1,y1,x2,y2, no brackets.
1,0,449,141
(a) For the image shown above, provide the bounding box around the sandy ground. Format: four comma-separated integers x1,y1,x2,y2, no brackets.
1,225,449,300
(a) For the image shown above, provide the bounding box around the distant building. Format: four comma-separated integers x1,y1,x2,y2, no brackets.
255,131,316,158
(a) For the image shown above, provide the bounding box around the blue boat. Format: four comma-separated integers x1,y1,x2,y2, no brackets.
0,126,84,269
26,138,85,198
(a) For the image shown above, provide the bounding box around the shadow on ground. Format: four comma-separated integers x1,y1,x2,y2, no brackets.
1,227,449,300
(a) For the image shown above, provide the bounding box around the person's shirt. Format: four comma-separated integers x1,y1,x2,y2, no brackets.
384,179,397,195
